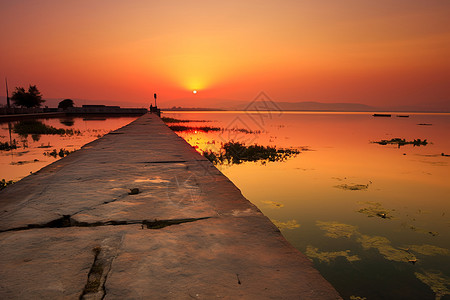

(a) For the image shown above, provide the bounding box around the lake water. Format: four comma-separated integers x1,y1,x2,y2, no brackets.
0,116,139,182
1,111,449,299
164,111,450,300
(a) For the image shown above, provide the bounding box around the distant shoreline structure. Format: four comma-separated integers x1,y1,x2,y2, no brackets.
0,105,148,122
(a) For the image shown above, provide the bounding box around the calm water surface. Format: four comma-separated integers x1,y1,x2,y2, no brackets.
165,111,450,300
1,112,449,299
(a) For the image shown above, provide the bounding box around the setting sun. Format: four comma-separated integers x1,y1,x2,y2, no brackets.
193,90,198,95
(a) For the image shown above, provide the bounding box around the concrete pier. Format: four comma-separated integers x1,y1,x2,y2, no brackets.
0,113,341,299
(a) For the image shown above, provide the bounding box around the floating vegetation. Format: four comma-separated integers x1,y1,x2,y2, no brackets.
271,219,300,230
418,123,433,126
10,159,39,165
414,271,450,300
262,200,284,208
305,246,360,263
0,140,17,151
409,245,450,256
316,221,358,239
44,148,75,158
13,120,81,136
357,235,417,263
335,183,370,191
350,296,367,300
404,223,439,236
372,138,428,148
169,125,222,132
357,201,392,219
161,117,208,123
203,141,300,165
169,125,260,134
0,179,15,190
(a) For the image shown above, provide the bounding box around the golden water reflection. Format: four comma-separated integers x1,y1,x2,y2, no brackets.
167,111,450,299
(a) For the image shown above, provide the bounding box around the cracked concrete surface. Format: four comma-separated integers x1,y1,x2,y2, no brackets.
0,113,341,299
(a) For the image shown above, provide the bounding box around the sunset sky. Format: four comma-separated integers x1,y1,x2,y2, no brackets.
1,0,449,110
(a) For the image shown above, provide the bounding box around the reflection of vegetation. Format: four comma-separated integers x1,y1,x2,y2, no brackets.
0,140,17,151
44,148,75,158
414,271,450,300
262,200,284,208
1,179,15,190
316,221,358,239
14,120,80,136
305,246,360,263
409,245,449,256
335,183,369,191
203,141,300,165
59,118,75,126
271,219,300,229
373,138,428,148
357,235,417,263
357,201,392,219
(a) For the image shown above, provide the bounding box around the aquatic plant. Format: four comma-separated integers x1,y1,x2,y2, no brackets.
335,183,370,191
0,140,17,151
1,179,15,190
357,235,417,263
372,138,428,148
44,148,75,158
203,141,300,165
271,219,300,230
169,125,222,132
414,271,450,300
305,246,360,263
357,201,392,219
161,117,208,123
316,221,358,239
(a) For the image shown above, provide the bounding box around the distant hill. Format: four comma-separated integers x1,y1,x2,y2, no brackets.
1,96,448,113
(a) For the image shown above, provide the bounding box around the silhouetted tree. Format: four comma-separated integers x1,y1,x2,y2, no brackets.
58,99,74,110
11,85,45,108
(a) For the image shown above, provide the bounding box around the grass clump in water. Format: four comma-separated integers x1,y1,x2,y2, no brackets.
169,125,222,132
372,138,428,148
44,148,75,158
1,179,15,190
162,117,208,123
0,140,17,151
203,141,300,165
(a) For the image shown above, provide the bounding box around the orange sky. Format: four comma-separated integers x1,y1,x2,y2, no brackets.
1,0,449,110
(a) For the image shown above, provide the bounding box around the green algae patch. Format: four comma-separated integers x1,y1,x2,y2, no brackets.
357,235,416,263
272,219,300,230
357,201,392,219
305,246,360,263
414,271,450,300
316,221,358,239
409,245,450,256
350,296,367,300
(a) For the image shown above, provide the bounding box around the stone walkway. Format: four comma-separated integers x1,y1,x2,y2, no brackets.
0,113,341,299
